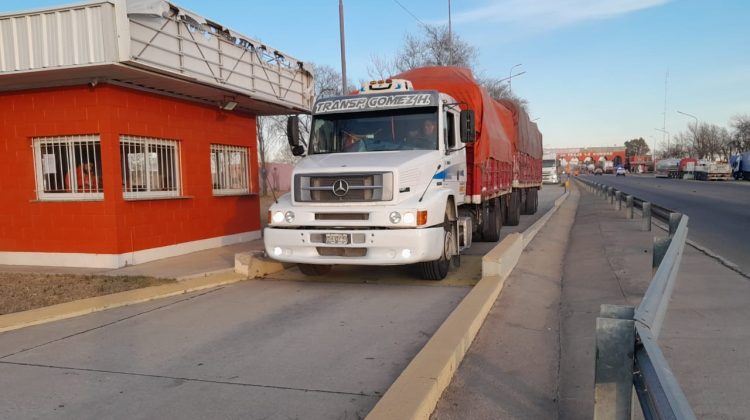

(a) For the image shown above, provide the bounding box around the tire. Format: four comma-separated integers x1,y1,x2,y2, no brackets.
505,190,521,226
298,264,332,276
521,188,538,215
419,216,454,280
520,188,534,214
524,188,538,215
481,198,502,242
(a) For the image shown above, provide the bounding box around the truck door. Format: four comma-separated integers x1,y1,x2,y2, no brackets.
442,108,467,201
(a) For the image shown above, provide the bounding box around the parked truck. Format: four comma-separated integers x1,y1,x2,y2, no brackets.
694,160,732,181
655,158,681,178
731,152,750,180
265,67,542,280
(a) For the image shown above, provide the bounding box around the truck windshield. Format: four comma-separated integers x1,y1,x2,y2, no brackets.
309,108,439,154
542,159,556,168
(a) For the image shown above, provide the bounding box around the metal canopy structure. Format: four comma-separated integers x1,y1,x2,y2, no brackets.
0,0,314,115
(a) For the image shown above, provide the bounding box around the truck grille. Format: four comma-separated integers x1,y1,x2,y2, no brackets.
295,173,393,202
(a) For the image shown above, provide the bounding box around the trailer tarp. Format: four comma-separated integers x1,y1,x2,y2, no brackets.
395,67,513,165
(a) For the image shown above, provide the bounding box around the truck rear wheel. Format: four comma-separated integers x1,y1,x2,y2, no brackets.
298,264,332,276
505,190,521,226
480,198,502,242
419,216,454,280
522,188,538,215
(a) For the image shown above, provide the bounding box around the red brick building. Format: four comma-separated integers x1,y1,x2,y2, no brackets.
0,0,312,267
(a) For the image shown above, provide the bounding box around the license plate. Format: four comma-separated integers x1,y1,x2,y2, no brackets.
325,233,350,245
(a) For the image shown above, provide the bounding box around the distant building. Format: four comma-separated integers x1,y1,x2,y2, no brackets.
0,0,313,268
544,147,628,173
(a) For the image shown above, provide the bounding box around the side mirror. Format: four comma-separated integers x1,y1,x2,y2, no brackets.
291,145,305,156
287,115,300,147
460,110,476,143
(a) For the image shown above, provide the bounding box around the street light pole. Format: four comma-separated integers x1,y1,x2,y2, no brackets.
509,63,522,94
448,0,452,65
338,0,347,95
677,110,699,154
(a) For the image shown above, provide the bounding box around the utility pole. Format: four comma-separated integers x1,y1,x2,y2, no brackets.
338,0,347,95
662,70,669,152
448,0,452,65
677,110,699,158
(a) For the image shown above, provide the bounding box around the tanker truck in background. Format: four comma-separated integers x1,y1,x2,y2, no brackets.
264,67,543,280
655,158,681,178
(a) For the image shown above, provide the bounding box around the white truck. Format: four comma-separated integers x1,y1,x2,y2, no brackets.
264,68,542,280
694,160,732,181
542,153,561,184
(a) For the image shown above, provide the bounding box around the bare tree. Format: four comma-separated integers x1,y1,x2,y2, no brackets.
257,63,352,170
476,76,528,108
367,53,399,80
393,24,478,71
731,114,750,152
378,24,529,110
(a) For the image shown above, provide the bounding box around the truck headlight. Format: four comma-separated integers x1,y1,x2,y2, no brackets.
272,211,284,223
284,211,295,223
403,212,415,224
389,211,402,224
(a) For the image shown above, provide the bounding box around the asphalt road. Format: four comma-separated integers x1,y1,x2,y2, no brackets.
580,175,750,274
0,187,564,420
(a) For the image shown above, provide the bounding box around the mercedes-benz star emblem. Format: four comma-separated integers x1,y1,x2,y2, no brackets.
332,179,349,197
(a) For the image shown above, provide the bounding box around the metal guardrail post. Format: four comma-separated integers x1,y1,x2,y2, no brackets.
642,202,651,232
626,195,634,219
594,305,636,420
614,191,621,210
609,187,615,204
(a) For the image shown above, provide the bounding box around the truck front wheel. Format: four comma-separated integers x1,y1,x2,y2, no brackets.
419,216,454,280
298,264,332,276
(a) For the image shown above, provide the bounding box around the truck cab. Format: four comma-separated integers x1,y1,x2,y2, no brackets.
265,79,475,279
542,154,561,184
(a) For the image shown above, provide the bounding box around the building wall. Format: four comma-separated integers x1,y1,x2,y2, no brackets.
0,84,259,257
264,162,294,192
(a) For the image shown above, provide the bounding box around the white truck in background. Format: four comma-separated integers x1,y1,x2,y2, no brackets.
542,153,561,184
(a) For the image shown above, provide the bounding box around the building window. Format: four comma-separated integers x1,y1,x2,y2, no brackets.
120,136,181,199
33,135,104,201
210,144,250,195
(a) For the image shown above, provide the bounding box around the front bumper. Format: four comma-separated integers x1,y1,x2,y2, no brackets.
264,226,444,265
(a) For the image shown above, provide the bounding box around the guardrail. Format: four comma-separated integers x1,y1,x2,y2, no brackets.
574,177,697,420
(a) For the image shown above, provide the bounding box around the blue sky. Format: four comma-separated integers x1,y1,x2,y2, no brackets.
7,0,750,150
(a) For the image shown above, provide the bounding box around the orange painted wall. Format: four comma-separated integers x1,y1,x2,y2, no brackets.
0,84,260,255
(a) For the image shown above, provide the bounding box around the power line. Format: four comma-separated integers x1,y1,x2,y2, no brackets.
392,0,427,28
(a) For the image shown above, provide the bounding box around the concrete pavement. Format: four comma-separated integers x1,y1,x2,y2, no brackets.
433,179,749,418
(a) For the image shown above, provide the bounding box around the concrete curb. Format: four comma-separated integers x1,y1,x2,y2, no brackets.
234,250,292,278
0,271,247,333
365,190,573,420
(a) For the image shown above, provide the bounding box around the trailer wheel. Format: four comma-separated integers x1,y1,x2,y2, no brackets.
505,190,521,226
298,264,332,276
480,198,502,242
419,216,454,280
524,188,538,215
